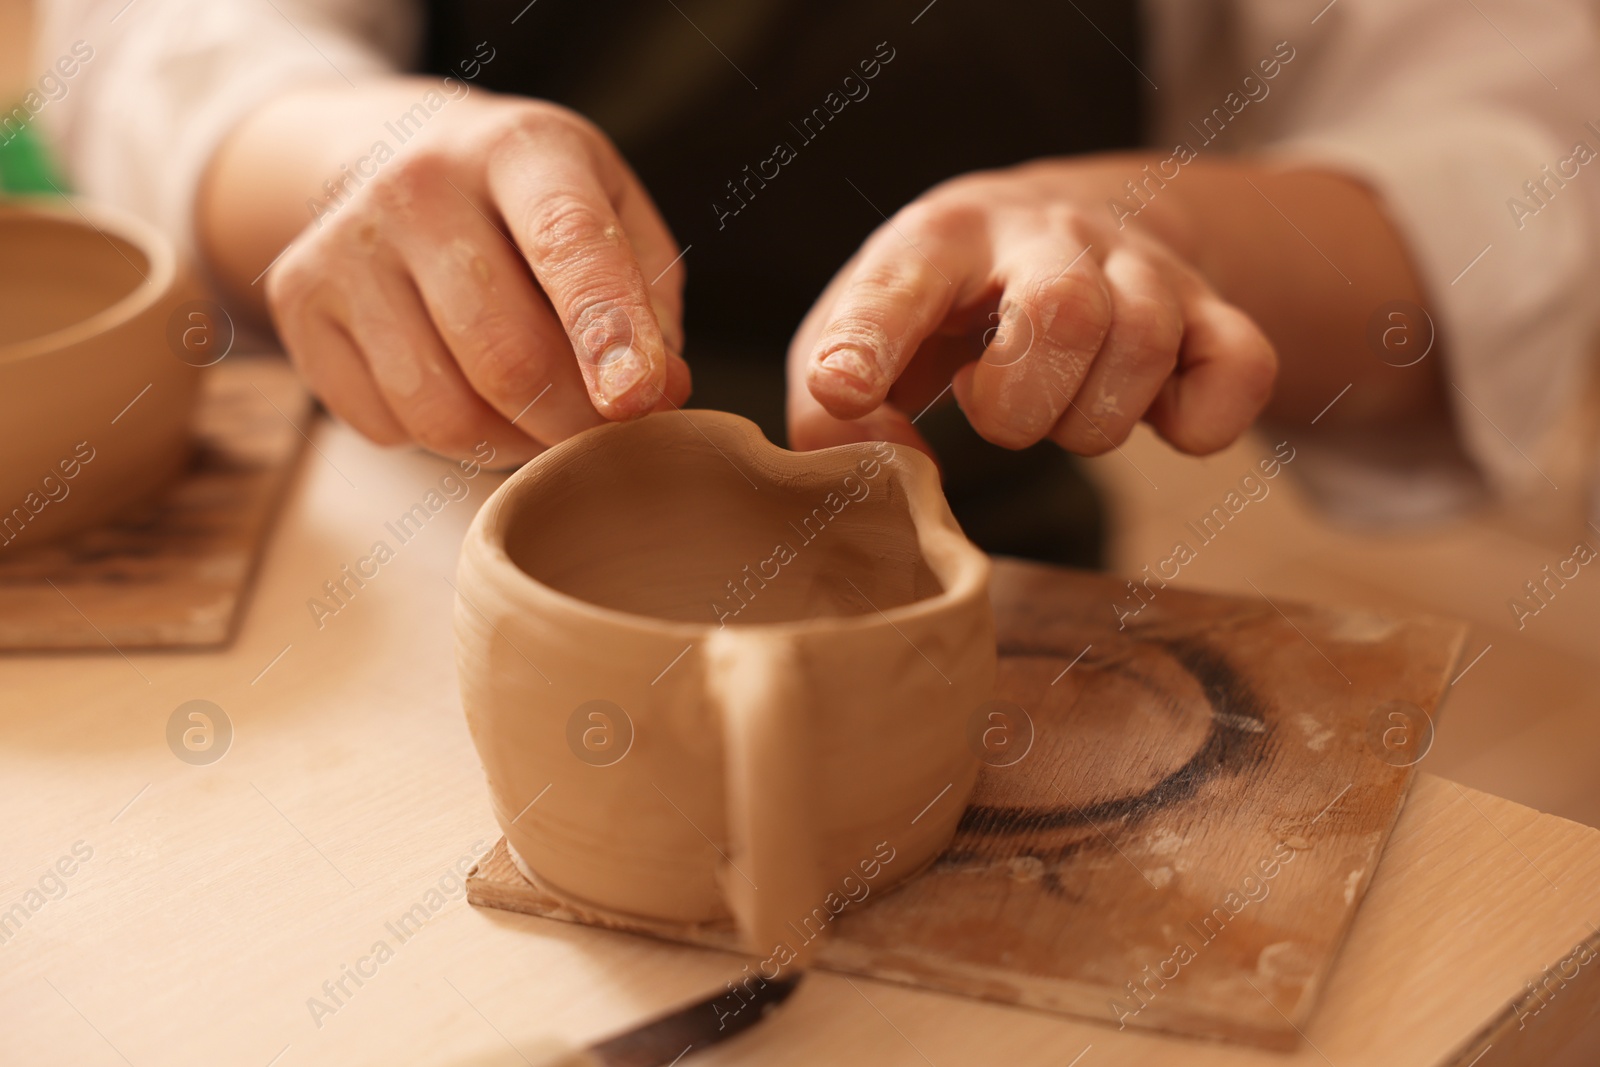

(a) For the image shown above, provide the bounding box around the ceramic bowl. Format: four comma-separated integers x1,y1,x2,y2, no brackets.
0,198,203,549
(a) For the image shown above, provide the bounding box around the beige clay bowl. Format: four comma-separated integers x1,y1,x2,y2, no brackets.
0,199,202,548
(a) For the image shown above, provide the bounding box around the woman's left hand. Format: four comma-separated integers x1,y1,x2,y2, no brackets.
786,159,1278,457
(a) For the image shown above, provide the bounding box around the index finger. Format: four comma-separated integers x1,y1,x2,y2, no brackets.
486,119,671,421
803,210,981,421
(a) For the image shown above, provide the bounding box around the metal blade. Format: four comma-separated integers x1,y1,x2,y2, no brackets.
587,971,804,1067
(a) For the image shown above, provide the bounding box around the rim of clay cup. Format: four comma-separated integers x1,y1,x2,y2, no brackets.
0,197,179,366
462,409,992,639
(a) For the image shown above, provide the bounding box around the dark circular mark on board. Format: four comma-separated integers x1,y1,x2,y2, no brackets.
956,636,1273,837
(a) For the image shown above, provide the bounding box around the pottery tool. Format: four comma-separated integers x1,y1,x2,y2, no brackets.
468,557,1467,1049
523,973,803,1066
0,355,309,649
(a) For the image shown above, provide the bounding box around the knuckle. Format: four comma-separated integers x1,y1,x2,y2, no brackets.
494,101,594,149
338,402,408,447
406,402,492,459
1115,299,1183,375
847,259,925,306
371,149,450,215
1123,343,1174,384
1037,272,1112,344
1239,344,1279,410
1210,307,1279,407
973,405,1049,452
1170,425,1227,456
1051,414,1119,457
485,102,611,178
362,417,410,447
523,193,616,270
816,313,892,357
264,246,317,315
1125,290,1184,349
279,328,316,379
1242,331,1280,390
895,196,983,243
1042,200,1092,237
1065,432,1117,457
1096,412,1138,448
466,318,544,401
924,168,1000,203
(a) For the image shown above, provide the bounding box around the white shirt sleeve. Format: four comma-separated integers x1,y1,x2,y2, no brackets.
1146,0,1600,514
33,0,420,256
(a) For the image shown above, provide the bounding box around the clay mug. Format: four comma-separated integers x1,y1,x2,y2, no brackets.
454,410,994,958
0,198,203,549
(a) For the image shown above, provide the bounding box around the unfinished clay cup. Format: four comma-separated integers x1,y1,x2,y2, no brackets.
0,198,202,550
454,410,994,957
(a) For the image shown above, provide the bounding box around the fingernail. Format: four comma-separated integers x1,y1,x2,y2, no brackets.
597,344,652,404
815,346,877,390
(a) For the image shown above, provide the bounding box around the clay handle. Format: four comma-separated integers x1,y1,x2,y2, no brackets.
704,629,825,963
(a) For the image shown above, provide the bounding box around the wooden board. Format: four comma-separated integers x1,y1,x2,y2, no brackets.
468,558,1469,1049
0,355,309,649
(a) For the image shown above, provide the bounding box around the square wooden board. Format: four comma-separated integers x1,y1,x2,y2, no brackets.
467,559,1468,1048
0,355,310,650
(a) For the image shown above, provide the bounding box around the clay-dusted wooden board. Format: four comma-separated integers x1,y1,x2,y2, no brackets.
0,355,309,649
468,558,1468,1049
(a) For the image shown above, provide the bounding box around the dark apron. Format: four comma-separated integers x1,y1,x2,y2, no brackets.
424,0,1146,566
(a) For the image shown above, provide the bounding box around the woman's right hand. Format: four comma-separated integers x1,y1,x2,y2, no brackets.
253,87,690,465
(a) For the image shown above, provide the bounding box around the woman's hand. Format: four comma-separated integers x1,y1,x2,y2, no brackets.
258,89,690,465
787,159,1277,458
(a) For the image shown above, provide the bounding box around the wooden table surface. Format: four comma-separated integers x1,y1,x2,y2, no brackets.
2,415,1598,1067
